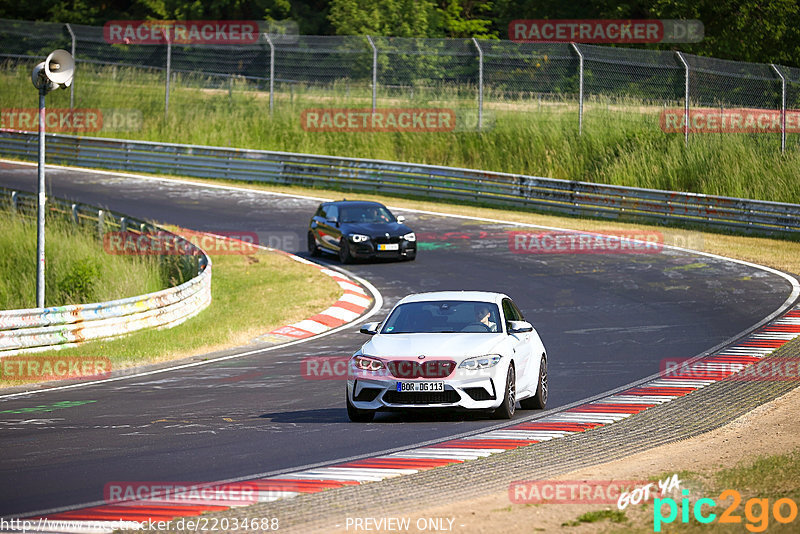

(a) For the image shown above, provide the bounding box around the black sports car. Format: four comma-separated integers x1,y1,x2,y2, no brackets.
307,200,416,263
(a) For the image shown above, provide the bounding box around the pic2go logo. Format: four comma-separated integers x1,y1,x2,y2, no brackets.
654,489,798,532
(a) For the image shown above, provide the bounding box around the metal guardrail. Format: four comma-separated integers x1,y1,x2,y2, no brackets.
0,186,212,355
1,130,799,234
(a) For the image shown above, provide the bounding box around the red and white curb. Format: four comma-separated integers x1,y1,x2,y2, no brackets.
251,253,372,345
17,306,800,533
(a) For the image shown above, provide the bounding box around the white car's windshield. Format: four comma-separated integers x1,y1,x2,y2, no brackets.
381,301,501,334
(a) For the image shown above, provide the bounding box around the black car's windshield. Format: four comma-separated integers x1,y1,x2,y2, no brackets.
381,301,501,334
339,205,395,224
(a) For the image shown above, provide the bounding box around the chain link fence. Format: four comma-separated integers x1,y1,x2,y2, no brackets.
1,18,799,151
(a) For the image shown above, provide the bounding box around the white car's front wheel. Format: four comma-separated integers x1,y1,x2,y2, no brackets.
347,394,375,422
492,364,516,419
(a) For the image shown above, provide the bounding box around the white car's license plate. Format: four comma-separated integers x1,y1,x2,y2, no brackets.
378,243,399,251
396,381,444,392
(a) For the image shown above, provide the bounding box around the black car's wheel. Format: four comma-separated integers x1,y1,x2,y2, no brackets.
307,232,321,257
404,251,417,261
520,356,547,410
338,238,353,264
493,364,516,419
347,395,375,422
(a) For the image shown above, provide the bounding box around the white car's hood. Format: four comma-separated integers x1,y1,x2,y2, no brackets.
362,333,505,360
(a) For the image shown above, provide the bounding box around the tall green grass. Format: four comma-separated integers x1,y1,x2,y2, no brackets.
2,63,798,203
0,208,166,309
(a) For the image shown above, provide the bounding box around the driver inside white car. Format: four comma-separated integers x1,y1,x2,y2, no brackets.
475,306,498,332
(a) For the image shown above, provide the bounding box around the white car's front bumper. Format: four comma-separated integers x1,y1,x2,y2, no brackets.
347,364,508,411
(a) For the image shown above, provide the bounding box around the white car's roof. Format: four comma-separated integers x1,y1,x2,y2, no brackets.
395,291,508,305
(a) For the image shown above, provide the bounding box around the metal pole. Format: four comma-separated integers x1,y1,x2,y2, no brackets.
675,51,690,146
65,23,76,110
265,33,274,115
571,42,584,135
472,37,483,130
366,35,377,113
164,36,171,119
36,87,46,308
771,63,786,154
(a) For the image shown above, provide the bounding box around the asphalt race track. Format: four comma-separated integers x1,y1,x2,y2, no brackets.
0,162,795,517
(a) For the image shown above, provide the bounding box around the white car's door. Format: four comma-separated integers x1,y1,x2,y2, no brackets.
503,299,535,393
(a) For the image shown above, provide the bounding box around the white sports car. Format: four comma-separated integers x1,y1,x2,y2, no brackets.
346,291,548,422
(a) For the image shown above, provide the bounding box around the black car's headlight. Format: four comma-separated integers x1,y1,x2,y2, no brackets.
402,232,416,242
349,234,370,243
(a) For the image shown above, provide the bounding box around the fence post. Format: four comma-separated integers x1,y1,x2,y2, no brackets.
97,209,104,239
771,64,786,154
570,42,584,135
164,36,171,119
265,33,275,115
472,37,484,131
366,35,377,112
675,51,690,146
65,23,76,110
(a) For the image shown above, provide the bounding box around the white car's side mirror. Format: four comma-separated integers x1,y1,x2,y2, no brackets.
508,320,533,334
359,322,380,335
396,215,406,224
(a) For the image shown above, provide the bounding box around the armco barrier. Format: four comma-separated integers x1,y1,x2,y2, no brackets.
0,187,211,356
1,130,798,234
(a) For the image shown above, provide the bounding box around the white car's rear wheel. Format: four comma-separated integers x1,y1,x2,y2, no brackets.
520,356,547,410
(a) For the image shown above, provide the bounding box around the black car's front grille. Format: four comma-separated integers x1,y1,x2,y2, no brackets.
383,390,461,405
374,235,401,245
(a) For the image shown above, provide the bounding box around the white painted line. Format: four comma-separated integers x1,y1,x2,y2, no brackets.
275,472,383,482
306,467,419,477
385,449,497,459
474,430,572,440
647,379,717,388
601,395,676,404
751,333,798,340
541,413,632,423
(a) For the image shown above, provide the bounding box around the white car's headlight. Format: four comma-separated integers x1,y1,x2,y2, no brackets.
402,232,416,242
353,355,384,371
459,355,502,370
349,234,370,243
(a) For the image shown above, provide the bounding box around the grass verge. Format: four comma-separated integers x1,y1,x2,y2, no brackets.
2,63,799,203
0,207,165,308
0,231,342,388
